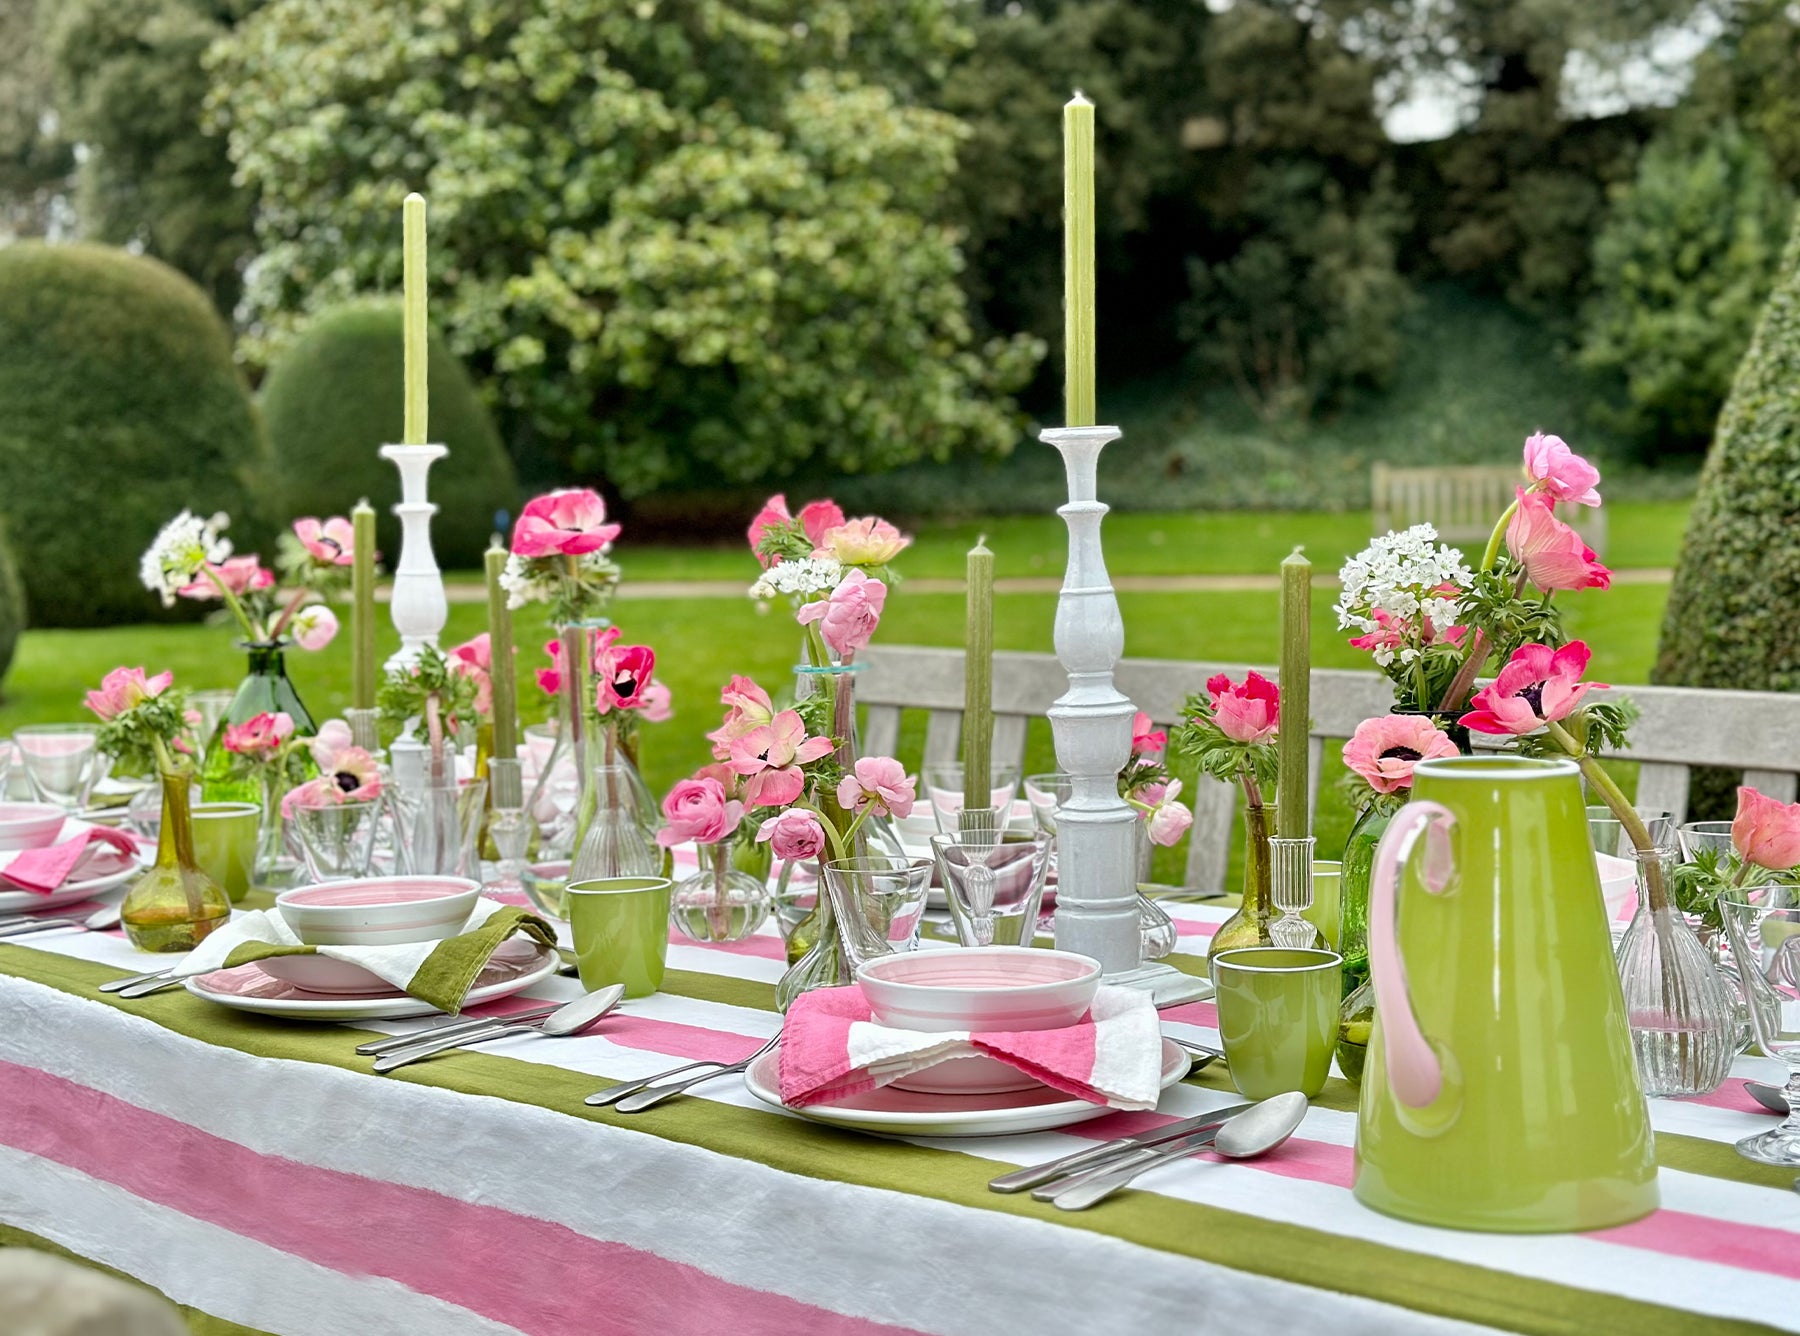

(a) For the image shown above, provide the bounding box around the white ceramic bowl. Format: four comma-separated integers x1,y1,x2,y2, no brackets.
1596,852,1637,921
276,876,480,947
856,946,1102,1034
0,802,66,852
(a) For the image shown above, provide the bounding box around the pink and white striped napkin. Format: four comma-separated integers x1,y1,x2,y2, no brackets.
778,984,1164,1111
0,824,140,894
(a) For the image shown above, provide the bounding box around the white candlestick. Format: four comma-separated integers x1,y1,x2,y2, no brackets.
379,442,449,669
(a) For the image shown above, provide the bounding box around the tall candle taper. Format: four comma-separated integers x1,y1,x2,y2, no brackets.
1277,547,1312,838
485,541,518,763
351,500,378,709
963,535,995,812
403,191,429,445
1063,92,1097,428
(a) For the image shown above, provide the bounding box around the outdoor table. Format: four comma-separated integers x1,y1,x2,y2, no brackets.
1,892,1795,1336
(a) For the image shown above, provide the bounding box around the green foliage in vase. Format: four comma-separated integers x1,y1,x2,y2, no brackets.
207,0,1043,496
0,242,270,627
259,299,518,570
1579,123,1794,447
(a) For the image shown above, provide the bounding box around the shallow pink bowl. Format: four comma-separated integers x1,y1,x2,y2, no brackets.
0,802,66,852
856,946,1102,1034
276,876,480,947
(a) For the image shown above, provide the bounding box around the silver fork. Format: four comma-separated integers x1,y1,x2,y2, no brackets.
587,1033,780,1109
612,1040,782,1113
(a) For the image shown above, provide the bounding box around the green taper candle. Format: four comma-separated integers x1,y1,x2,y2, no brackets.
402,192,428,444
963,535,995,812
1063,92,1097,428
350,500,378,710
1277,546,1312,839
485,541,519,763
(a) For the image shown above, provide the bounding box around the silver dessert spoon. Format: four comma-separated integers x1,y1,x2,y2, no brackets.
373,985,625,1073
1747,1080,1791,1115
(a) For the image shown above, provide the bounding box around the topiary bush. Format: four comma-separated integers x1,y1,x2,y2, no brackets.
0,243,270,627
1654,212,1800,811
0,520,27,693
260,300,518,570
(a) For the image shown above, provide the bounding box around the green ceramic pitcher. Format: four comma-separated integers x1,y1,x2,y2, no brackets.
1353,755,1658,1232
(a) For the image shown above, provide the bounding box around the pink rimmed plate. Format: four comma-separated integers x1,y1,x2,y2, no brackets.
742,1038,1190,1138
182,938,556,1020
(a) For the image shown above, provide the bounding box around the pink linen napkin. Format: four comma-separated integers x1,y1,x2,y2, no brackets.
2,826,139,894
778,984,1164,1111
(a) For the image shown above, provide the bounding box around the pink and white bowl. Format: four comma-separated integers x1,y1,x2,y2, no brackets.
275,876,480,947
0,802,67,852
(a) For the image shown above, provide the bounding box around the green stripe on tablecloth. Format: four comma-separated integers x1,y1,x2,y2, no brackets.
1,942,1787,1336
0,1220,275,1336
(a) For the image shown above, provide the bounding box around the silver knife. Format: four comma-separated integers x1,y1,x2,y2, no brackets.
987,1101,1253,1194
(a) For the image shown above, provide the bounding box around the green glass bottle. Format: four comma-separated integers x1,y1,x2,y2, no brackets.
200,642,318,803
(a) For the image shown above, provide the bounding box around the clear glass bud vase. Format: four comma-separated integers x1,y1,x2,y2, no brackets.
121,764,232,952
1617,846,1735,1097
570,762,662,884
671,842,773,944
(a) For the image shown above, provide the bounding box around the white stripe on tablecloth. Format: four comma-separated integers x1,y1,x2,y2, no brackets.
0,1144,527,1336
0,972,1497,1336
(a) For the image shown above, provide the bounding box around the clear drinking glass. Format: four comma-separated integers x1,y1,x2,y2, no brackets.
1677,820,1735,862
1616,847,1735,1097
820,856,934,968
188,690,237,754
0,740,15,799
484,757,530,900
930,832,1052,947
1720,885,1800,1164
291,798,385,883
1023,772,1072,836
390,780,489,879
15,725,110,811
922,763,1020,831
1587,806,1674,858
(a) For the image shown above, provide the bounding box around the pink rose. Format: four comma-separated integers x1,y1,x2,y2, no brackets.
795,569,886,660
728,710,834,808
1204,671,1280,744
656,776,744,848
1522,432,1601,508
636,680,673,723
1342,715,1461,794
756,809,828,863
290,604,338,652
1733,787,1800,872
178,556,273,601
1506,489,1610,593
1143,779,1193,847
292,516,357,565
448,634,494,716
84,666,174,721
1459,641,1604,736
798,500,846,550
1131,711,1167,761
593,628,655,713
222,711,294,758
511,489,620,558
817,516,909,566
707,675,775,758
835,756,916,819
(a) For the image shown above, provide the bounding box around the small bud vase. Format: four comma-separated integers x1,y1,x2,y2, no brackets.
671,842,773,944
201,641,317,803
121,763,232,952
1207,803,1274,967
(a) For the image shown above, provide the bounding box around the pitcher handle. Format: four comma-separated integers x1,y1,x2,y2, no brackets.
1369,799,1456,1109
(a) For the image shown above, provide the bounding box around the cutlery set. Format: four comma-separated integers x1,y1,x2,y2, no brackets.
0,903,123,939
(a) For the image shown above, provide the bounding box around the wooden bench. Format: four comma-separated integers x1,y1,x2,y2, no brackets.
859,645,1800,889
1372,463,1607,557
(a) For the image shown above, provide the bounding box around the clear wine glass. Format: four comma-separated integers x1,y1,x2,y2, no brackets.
1720,885,1800,1162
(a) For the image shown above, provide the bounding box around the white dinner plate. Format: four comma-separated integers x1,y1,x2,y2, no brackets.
183,938,557,1020
0,865,139,914
744,1037,1191,1138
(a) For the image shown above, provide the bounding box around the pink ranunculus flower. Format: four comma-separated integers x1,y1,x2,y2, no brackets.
1522,432,1602,508
1131,711,1167,760
1733,787,1800,872
818,516,909,566
656,776,744,848
293,516,357,566
635,680,673,723
1204,671,1280,744
178,555,273,601
593,628,655,713
795,569,887,660
756,808,828,863
222,711,294,758
835,756,916,820
748,495,846,566
1506,489,1610,593
1459,641,1604,736
728,710,834,808
308,718,355,772
1143,779,1194,847
798,500,846,550
511,488,621,558
448,634,494,716
1342,715,1461,794
290,604,338,651
706,675,775,757
84,666,174,721
747,494,792,567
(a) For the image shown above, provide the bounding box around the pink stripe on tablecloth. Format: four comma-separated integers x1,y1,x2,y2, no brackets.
1175,920,1218,939
599,1014,772,1066
0,1060,921,1336
670,931,788,962
1156,1000,1218,1029
1680,1080,1773,1116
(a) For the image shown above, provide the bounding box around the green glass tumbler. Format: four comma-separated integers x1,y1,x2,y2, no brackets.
189,801,261,903
1212,946,1341,1099
567,877,674,998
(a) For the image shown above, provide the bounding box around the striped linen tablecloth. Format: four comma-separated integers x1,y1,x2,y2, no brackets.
1,889,1797,1336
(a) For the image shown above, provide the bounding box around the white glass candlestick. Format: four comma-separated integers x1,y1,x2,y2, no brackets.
379,442,449,670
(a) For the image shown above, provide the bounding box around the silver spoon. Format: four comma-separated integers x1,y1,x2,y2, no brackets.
1050,1090,1308,1210
0,902,126,939
372,985,625,1073
1747,1080,1790,1115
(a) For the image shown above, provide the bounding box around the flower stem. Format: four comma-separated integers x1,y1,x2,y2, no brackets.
1434,627,1488,715
202,567,263,642
1479,499,1519,575
1547,717,1667,910
265,587,312,642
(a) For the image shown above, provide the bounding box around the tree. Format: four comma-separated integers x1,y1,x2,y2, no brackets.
0,0,75,241
208,0,1042,497
46,0,261,315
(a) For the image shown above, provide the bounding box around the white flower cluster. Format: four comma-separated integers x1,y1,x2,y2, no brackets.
1334,523,1470,662
749,556,843,602
140,510,232,607
501,550,621,610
